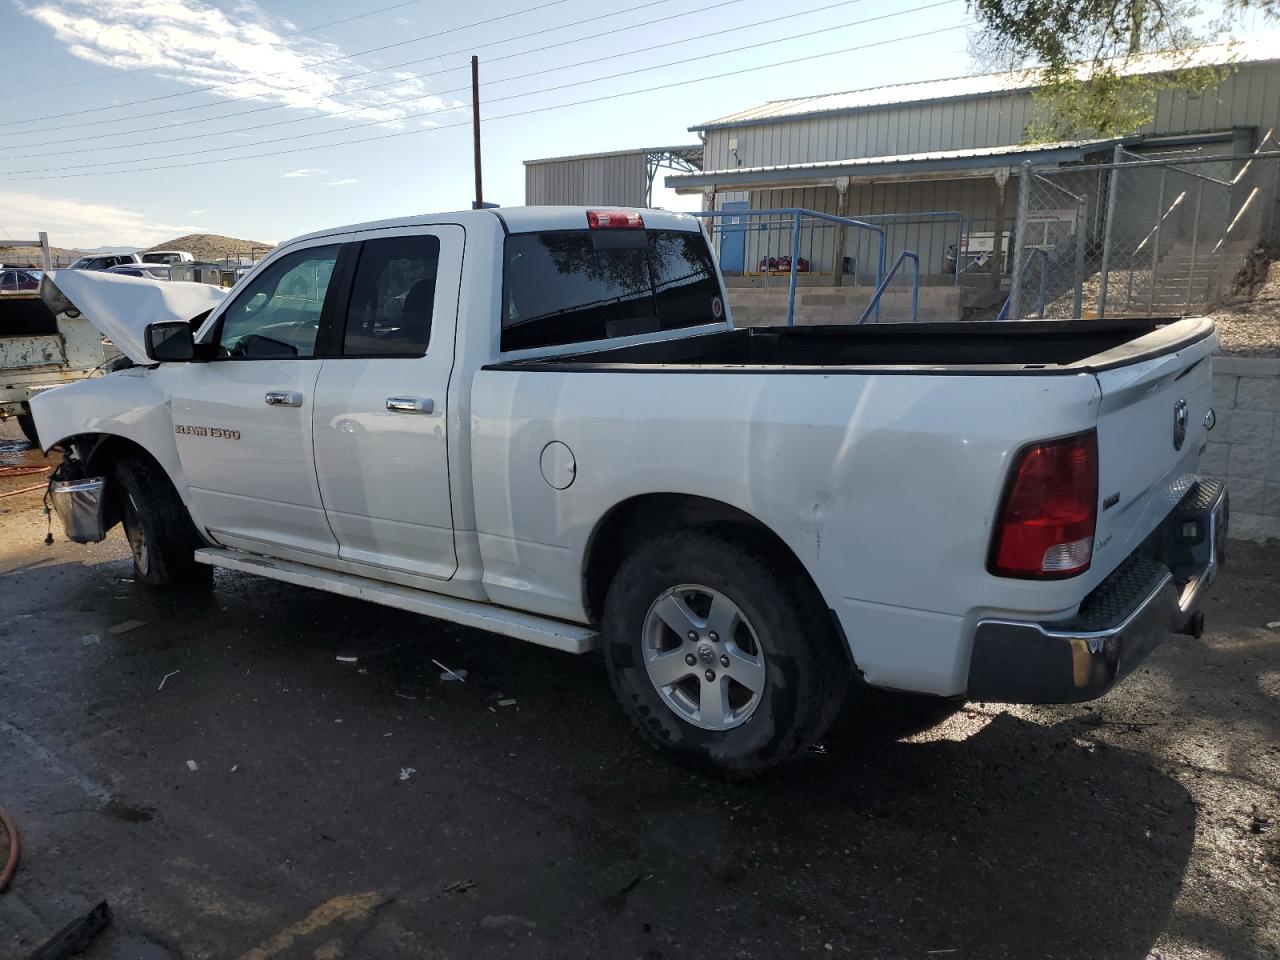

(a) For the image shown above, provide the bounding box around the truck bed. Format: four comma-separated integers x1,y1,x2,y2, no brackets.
490,318,1215,375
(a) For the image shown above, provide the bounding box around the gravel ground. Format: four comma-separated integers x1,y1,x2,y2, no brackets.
0,424,1277,960
1206,259,1280,357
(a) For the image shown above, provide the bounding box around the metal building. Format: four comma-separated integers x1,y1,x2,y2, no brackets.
525,145,703,207
666,38,1280,299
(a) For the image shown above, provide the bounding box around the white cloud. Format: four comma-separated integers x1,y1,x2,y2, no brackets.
190,208,208,214
0,190,205,247
322,178,358,186
283,167,325,178
394,16,411,25
18,0,462,126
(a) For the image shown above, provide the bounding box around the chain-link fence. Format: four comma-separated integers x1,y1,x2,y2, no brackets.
1008,138,1280,321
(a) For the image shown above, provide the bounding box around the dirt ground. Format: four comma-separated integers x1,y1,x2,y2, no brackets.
1207,258,1280,357
0,424,1277,960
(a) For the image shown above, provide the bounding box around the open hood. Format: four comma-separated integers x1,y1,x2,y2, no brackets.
41,269,227,365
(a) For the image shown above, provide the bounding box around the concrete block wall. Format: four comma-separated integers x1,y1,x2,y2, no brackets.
1203,356,1280,543
726,286,963,326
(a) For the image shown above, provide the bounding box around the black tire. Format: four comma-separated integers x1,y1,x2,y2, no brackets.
113,456,212,590
602,528,849,778
16,412,39,447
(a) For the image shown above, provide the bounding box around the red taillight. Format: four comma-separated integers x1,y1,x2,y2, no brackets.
989,430,1099,579
587,210,644,229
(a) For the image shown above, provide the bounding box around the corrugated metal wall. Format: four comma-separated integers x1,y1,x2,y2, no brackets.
700,60,1280,279
703,61,1280,172
524,151,648,206
719,180,1003,281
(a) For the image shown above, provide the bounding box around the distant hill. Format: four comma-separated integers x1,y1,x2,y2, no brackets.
1,243,86,267
144,234,274,262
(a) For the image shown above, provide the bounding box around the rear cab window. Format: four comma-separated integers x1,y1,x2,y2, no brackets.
501,227,723,352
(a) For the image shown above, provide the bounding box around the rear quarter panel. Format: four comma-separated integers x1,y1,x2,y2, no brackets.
470,367,1107,693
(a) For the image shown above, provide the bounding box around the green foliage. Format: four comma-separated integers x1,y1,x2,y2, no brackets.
967,0,1254,140
1025,63,1227,140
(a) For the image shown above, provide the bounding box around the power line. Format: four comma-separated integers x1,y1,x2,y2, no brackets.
0,0,750,144
0,2,954,176
10,0,460,98
1,0,906,162
0,0,646,129
0,22,969,182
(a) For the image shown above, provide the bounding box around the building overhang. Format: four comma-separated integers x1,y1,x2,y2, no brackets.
665,137,1141,193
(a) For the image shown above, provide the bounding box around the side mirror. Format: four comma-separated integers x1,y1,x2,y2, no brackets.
145,321,195,362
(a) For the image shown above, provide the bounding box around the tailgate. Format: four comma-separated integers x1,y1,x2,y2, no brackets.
1091,329,1218,574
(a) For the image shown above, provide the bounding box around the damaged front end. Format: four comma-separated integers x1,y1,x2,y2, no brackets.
45,438,117,544
48,475,108,543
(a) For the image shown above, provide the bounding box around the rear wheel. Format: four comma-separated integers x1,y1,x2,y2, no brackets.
602,528,849,778
113,457,211,590
15,413,38,447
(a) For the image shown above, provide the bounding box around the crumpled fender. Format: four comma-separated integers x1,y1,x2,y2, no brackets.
29,367,199,523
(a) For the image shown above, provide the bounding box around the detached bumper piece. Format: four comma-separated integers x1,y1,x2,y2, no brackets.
48,476,108,543
968,478,1228,704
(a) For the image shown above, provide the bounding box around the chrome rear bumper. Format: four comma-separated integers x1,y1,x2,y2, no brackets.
967,478,1228,704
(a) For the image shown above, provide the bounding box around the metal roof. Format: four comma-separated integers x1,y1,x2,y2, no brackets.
666,138,1138,191
693,37,1278,131
524,145,703,166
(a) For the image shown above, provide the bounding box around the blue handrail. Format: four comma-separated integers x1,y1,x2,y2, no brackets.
857,251,919,324
692,207,890,325
853,211,968,287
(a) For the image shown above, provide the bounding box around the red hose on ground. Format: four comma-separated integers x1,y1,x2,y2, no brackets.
0,807,19,893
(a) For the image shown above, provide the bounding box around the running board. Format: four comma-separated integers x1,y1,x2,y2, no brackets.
194,548,598,654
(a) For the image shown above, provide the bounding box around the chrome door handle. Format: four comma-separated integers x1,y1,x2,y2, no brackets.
386,397,435,414
264,391,303,407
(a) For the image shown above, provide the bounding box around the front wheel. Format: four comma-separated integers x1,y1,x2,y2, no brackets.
602,529,849,778
15,412,39,447
113,457,211,590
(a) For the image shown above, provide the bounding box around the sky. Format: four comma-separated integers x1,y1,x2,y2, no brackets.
0,0,1011,248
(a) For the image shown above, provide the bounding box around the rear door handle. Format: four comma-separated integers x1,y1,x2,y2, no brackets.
265,391,303,407
386,397,435,414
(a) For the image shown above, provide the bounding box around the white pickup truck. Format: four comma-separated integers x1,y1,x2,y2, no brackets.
1,288,108,445
30,206,1228,776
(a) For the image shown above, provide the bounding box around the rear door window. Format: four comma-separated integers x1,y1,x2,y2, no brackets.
501,229,721,351
342,234,440,357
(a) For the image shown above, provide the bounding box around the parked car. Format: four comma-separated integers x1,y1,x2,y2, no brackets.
30,207,1228,776
68,253,141,271
1,267,40,291
106,263,173,280
140,250,195,265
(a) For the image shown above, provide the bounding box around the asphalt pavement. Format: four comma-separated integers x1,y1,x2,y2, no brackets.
1,426,1277,960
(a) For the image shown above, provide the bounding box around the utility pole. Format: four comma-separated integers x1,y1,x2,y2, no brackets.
471,56,483,209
